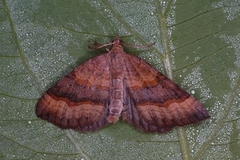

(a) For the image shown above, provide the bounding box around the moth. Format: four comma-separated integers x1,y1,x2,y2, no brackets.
36,36,210,133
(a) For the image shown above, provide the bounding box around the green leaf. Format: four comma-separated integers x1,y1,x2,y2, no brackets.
0,0,239,159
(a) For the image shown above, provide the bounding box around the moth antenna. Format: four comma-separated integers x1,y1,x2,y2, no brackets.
88,41,113,50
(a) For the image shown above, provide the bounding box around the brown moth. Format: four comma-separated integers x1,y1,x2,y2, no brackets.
36,36,210,133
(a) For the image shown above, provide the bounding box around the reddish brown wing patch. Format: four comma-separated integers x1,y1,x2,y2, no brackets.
36,54,111,132
36,36,210,133
121,53,210,132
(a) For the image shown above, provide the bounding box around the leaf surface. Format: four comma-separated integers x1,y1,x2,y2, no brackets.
0,0,239,159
